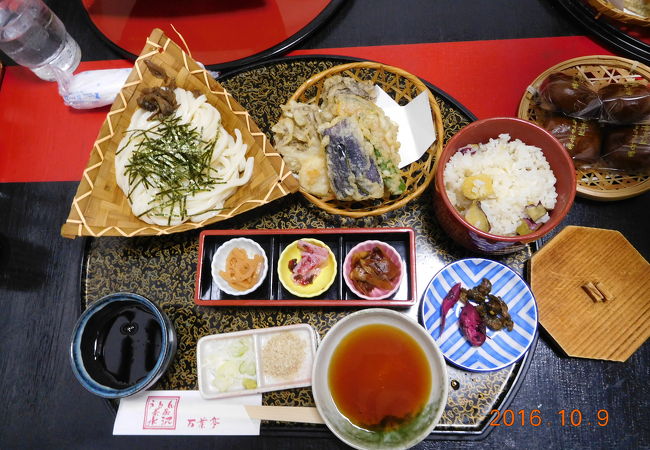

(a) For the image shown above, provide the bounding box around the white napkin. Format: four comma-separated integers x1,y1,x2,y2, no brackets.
113,390,261,435
58,68,131,109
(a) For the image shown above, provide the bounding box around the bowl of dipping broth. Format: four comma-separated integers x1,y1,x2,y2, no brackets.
70,292,176,398
433,117,576,254
312,308,448,450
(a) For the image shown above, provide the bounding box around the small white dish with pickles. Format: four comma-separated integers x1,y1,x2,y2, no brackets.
197,324,319,399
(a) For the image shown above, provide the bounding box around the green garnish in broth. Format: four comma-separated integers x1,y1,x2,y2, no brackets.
118,114,222,224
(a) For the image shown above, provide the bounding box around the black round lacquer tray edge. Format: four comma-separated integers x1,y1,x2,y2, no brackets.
555,0,650,65
76,0,346,72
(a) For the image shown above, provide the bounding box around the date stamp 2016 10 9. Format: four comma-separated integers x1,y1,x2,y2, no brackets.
489,409,609,427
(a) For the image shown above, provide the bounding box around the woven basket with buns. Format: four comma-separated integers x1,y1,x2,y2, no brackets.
518,55,650,201
284,62,444,217
61,29,298,238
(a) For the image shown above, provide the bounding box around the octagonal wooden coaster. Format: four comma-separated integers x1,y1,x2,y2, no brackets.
531,226,650,362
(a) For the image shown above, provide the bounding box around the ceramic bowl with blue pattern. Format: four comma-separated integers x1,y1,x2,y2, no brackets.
70,292,177,398
421,258,537,372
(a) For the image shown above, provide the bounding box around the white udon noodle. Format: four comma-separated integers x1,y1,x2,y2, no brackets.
115,88,254,226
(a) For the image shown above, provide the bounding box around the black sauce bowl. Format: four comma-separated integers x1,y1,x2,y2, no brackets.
69,292,176,398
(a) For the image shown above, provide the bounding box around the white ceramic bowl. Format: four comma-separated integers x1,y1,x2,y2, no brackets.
342,240,404,300
312,309,448,450
211,238,268,296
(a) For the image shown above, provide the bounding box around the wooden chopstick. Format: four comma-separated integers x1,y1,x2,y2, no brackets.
244,405,325,424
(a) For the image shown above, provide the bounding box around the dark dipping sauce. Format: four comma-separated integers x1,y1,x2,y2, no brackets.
80,301,162,389
328,324,432,432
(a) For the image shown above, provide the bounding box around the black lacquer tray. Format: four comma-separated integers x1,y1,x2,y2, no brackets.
79,56,538,441
555,0,650,65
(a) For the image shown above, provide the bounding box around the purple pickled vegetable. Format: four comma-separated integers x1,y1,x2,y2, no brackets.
523,217,541,231
459,145,477,155
459,303,486,346
440,283,462,337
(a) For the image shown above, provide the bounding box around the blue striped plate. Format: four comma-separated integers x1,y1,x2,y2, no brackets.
421,258,537,372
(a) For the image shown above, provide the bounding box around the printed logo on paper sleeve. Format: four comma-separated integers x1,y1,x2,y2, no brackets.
143,396,180,430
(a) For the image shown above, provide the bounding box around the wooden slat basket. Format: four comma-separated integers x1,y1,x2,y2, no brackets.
284,62,444,217
585,0,650,28
61,29,299,238
518,55,650,201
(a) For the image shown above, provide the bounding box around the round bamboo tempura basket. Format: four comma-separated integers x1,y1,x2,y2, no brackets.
585,0,650,28
286,62,444,218
518,55,650,201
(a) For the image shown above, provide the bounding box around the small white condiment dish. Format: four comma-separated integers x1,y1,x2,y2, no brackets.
211,238,268,296
343,240,404,300
197,324,319,399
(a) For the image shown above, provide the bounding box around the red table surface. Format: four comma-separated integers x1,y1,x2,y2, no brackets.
0,36,612,184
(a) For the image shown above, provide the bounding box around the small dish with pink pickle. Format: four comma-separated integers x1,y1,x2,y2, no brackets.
277,238,337,298
342,240,404,300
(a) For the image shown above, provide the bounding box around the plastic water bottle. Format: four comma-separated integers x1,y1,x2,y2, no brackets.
0,0,80,81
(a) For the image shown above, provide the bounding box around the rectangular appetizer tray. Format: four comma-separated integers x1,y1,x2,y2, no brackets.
195,227,416,307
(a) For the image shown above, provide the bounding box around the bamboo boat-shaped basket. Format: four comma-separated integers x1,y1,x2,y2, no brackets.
61,29,299,238
518,55,650,201
585,0,650,28
285,62,444,217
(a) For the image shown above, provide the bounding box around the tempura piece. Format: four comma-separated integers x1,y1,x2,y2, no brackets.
321,118,384,201
272,75,404,199
271,100,330,196
322,76,403,195
322,75,376,105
